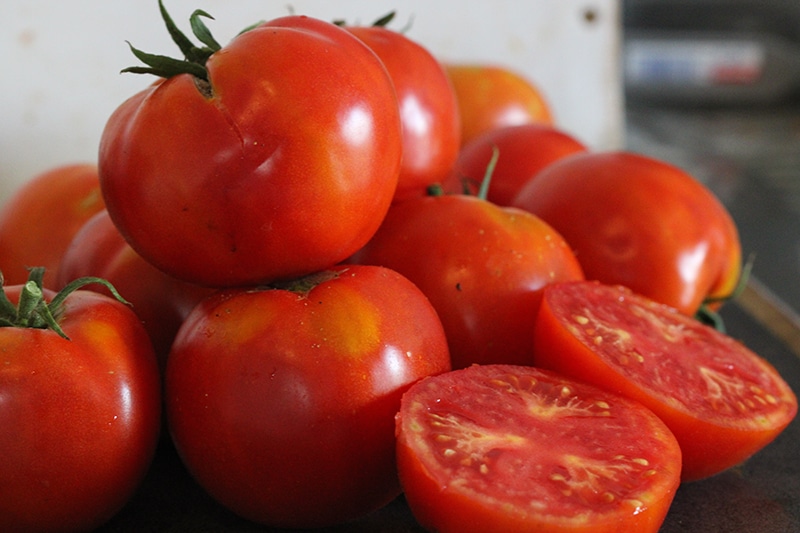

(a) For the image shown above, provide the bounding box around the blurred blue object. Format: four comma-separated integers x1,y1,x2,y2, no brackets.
624,0,800,105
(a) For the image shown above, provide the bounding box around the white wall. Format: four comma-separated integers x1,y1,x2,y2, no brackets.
0,0,623,202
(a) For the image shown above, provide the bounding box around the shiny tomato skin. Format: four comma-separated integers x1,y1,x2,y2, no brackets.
346,25,461,202
396,364,682,533
99,16,402,288
0,288,161,532
442,123,587,206
165,264,451,528
445,64,554,147
56,210,213,366
350,194,584,369
513,151,742,315
533,280,797,481
0,163,104,289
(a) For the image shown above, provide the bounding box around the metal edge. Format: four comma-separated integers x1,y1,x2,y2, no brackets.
735,276,800,358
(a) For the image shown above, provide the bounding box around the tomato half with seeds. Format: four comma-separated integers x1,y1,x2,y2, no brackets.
533,280,797,481
396,364,682,533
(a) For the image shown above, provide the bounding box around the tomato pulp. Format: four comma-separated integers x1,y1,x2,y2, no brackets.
396,364,682,533
533,280,797,481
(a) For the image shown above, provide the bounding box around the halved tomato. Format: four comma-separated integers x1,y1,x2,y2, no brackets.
396,364,682,533
533,280,797,481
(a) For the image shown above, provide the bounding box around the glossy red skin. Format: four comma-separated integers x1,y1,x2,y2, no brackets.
0,163,104,289
0,288,161,532
396,364,682,533
442,124,587,206
165,264,451,528
347,26,461,202
533,280,797,481
99,16,402,287
445,64,554,147
56,210,214,367
350,194,584,369
513,151,742,315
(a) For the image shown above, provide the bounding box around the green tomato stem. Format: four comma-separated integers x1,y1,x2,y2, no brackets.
0,267,130,340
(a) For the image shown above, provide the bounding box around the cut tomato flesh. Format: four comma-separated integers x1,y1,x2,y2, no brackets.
533,280,797,481
396,364,682,533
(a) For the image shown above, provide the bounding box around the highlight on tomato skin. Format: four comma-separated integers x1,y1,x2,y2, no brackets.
396,364,682,533
532,280,798,482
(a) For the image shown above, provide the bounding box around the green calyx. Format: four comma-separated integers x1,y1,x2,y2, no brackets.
269,269,342,296
0,267,129,340
427,145,500,199
121,0,223,81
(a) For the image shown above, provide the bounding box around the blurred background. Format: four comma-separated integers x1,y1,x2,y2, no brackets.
623,0,800,318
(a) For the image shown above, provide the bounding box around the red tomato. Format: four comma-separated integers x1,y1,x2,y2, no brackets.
396,364,682,533
99,12,402,287
0,270,161,532
346,22,461,202
445,64,554,147
533,280,797,481
442,123,587,206
165,265,451,528
350,193,584,369
513,151,742,316
57,210,213,366
0,163,104,289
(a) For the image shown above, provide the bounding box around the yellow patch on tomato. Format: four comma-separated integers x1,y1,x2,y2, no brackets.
308,284,381,357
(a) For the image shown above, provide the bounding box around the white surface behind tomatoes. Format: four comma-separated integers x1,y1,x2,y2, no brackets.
0,0,623,204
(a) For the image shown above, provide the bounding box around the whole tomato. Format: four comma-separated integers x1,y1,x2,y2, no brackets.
165,265,451,528
0,268,161,532
99,8,402,287
350,189,584,369
442,123,587,206
57,210,213,366
345,14,461,202
513,151,742,316
0,163,104,289
445,64,554,147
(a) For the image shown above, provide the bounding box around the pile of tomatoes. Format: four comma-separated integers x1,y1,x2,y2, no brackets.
0,4,796,532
